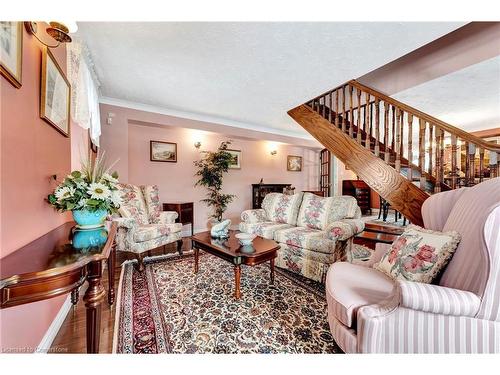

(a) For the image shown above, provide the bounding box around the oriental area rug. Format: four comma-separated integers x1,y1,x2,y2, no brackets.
113,253,342,354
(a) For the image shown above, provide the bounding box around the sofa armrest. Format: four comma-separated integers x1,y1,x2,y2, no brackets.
158,211,178,224
241,209,268,223
398,280,481,318
112,217,137,230
361,242,391,267
325,219,365,241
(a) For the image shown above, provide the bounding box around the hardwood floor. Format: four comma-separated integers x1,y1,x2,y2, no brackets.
50,239,191,354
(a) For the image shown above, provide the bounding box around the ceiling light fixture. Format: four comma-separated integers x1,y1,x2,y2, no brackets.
24,21,77,48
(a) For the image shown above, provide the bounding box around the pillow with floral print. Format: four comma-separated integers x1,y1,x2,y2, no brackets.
374,224,461,283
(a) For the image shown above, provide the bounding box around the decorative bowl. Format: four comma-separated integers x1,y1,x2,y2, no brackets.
235,232,256,246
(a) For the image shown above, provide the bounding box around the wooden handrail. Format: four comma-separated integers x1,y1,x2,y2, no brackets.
347,80,500,153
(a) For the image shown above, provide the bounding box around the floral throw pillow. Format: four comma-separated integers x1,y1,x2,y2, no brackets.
374,224,461,283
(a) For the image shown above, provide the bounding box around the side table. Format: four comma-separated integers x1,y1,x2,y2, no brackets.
162,202,194,236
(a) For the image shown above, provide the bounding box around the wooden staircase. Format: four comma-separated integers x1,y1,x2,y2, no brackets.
288,80,500,226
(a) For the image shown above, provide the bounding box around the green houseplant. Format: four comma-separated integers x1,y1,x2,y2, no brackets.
47,151,121,228
194,141,236,222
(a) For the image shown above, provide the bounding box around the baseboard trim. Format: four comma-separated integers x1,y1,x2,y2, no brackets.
35,294,73,353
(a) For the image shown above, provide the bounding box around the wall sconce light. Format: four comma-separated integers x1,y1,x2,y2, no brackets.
24,21,78,48
194,141,202,149
270,150,277,156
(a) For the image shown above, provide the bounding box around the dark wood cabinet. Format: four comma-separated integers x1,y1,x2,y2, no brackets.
163,202,194,236
252,184,291,209
342,180,372,214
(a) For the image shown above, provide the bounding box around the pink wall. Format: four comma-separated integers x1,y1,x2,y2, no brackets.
0,25,82,351
100,105,320,231
358,22,500,95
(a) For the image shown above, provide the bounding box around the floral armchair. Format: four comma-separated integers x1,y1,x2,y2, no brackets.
325,178,500,353
239,192,364,283
113,184,183,271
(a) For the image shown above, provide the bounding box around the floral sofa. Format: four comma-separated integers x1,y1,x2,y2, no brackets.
239,192,364,282
113,184,183,271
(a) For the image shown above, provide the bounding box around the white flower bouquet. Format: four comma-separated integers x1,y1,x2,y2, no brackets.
48,151,121,214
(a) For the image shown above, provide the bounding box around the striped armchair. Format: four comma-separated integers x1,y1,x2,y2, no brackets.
326,177,500,353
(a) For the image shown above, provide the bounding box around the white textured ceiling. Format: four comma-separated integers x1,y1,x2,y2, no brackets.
77,22,464,138
393,56,500,132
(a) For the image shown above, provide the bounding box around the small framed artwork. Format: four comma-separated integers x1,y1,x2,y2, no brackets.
0,21,23,88
150,141,177,162
40,47,71,137
287,155,302,172
227,149,241,169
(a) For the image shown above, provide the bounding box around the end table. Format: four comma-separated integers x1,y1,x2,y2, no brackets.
162,202,194,236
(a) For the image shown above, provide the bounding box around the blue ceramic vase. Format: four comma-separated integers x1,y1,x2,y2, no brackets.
72,209,107,228
72,228,108,250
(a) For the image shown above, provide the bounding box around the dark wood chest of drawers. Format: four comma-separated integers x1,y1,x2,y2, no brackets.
252,184,291,209
342,180,372,214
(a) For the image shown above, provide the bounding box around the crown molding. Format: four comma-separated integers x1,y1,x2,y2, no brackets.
99,96,315,141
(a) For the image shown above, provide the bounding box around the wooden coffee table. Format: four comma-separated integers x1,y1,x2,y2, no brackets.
191,230,280,299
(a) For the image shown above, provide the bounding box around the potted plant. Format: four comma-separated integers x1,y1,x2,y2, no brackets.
194,141,236,225
47,151,121,229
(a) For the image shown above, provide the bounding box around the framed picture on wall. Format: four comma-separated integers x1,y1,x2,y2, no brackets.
150,140,177,162
0,21,23,88
227,149,241,169
40,47,71,137
287,155,302,172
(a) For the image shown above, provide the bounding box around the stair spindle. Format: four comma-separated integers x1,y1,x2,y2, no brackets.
450,135,458,189
374,99,380,157
348,86,353,137
479,148,485,182
335,89,340,129
434,127,444,193
384,102,390,163
365,93,371,149
428,124,434,176
322,96,326,118
391,106,396,151
342,85,347,133
328,92,332,123
407,113,413,182
418,119,426,189
356,90,362,144
399,109,405,158
468,144,476,186
395,108,401,172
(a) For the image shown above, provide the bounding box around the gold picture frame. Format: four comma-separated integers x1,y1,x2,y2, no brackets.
40,47,71,137
0,22,23,88
287,155,303,172
150,141,177,162
227,149,241,169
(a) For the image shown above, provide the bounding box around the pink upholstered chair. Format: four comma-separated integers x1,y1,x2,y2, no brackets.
325,177,500,353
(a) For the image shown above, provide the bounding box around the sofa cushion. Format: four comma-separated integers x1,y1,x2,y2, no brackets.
296,193,359,230
261,192,303,225
374,224,461,284
239,221,294,240
117,183,149,225
133,223,183,243
326,262,395,327
140,185,162,223
274,226,337,254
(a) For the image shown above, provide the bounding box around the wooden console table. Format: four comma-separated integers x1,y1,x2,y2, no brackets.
0,221,117,353
163,202,194,236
